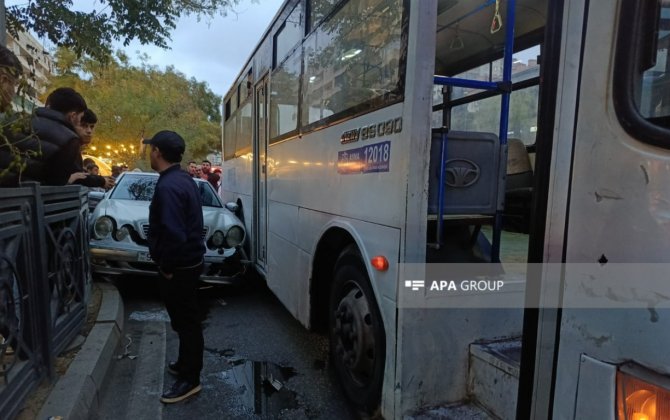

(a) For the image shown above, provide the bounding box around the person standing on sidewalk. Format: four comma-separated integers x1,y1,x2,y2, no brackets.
143,130,206,404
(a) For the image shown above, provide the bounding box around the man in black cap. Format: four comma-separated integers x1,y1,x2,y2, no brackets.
143,130,206,403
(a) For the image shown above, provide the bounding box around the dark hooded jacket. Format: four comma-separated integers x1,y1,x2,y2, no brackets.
0,108,106,187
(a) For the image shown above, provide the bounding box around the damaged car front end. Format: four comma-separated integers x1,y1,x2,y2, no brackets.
89,172,248,284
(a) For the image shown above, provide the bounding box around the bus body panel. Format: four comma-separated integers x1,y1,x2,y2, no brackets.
299,209,401,308
262,203,404,332
220,156,254,259
547,0,670,417
266,227,310,322
265,103,408,230
396,307,523,413
221,151,254,198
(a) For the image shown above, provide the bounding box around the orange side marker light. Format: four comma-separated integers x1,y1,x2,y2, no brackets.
371,256,389,271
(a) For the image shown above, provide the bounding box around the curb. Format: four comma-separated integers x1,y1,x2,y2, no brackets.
37,282,124,420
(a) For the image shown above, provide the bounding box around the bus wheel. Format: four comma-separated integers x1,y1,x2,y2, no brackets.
329,248,385,413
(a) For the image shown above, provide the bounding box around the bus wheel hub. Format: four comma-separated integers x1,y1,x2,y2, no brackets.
334,286,375,385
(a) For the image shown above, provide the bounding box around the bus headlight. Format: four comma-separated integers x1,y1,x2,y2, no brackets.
94,217,114,239
225,226,244,248
114,225,130,241
211,230,225,247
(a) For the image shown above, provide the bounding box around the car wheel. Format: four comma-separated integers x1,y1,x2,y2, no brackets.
329,246,385,413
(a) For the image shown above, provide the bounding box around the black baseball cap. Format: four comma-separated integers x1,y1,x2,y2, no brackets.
142,131,185,160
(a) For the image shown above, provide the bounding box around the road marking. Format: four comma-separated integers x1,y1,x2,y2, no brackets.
126,321,166,419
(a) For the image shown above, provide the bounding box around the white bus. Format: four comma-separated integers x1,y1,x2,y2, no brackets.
221,0,670,418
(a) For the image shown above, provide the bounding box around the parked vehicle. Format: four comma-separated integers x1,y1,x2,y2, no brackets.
89,171,248,284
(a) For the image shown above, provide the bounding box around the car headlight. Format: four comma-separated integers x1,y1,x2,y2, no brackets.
114,225,130,241
211,230,225,247
225,226,244,248
94,216,114,239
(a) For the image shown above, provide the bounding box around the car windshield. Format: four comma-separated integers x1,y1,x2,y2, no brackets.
197,181,222,208
110,174,222,208
111,175,157,201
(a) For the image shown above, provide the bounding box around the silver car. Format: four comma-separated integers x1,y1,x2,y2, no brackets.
89,171,248,284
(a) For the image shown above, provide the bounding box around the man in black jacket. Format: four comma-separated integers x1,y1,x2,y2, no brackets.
144,130,206,404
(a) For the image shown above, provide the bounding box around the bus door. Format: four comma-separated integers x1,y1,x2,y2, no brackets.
253,76,269,269
531,0,670,418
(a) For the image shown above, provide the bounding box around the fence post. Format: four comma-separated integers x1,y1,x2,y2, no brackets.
27,182,55,380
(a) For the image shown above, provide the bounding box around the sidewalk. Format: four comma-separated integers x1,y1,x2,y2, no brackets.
37,282,124,420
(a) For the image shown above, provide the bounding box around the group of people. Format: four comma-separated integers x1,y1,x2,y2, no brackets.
1,44,209,405
0,45,114,190
111,163,129,179
187,159,221,191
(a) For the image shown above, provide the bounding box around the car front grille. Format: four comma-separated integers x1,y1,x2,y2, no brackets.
141,224,208,239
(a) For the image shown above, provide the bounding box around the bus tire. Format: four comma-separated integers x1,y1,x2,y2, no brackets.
329,247,385,413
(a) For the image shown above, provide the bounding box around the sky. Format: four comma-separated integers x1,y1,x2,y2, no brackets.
8,0,285,96
117,0,285,96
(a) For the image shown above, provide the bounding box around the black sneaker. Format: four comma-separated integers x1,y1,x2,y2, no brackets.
160,380,202,404
167,362,180,377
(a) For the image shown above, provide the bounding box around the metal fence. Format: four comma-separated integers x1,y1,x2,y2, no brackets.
0,183,90,419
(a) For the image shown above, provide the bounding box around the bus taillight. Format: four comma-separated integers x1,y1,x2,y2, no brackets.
617,367,670,420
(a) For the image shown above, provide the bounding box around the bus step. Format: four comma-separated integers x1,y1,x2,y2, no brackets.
468,338,522,420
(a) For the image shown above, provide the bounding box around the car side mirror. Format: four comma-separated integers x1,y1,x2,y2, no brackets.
225,202,239,213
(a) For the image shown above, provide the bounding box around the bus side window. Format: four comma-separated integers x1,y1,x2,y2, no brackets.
273,3,303,68
614,0,670,147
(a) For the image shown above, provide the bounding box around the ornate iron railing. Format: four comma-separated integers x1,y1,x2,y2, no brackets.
0,183,90,419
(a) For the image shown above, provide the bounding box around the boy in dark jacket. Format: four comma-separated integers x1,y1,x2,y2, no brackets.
71,109,114,189
0,87,86,186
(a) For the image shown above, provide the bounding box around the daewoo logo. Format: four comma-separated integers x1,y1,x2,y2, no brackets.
444,159,480,188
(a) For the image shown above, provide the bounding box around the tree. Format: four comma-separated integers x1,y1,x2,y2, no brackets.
47,48,221,168
6,0,245,61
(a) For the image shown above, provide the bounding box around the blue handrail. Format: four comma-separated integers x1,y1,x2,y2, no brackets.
433,0,517,264
433,76,499,91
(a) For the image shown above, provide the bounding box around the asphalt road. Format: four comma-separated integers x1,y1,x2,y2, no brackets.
95,275,357,419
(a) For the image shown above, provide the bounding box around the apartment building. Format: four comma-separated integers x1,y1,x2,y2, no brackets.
6,30,53,109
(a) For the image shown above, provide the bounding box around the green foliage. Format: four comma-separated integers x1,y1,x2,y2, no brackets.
0,112,38,184
47,49,222,167
7,0,245,62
